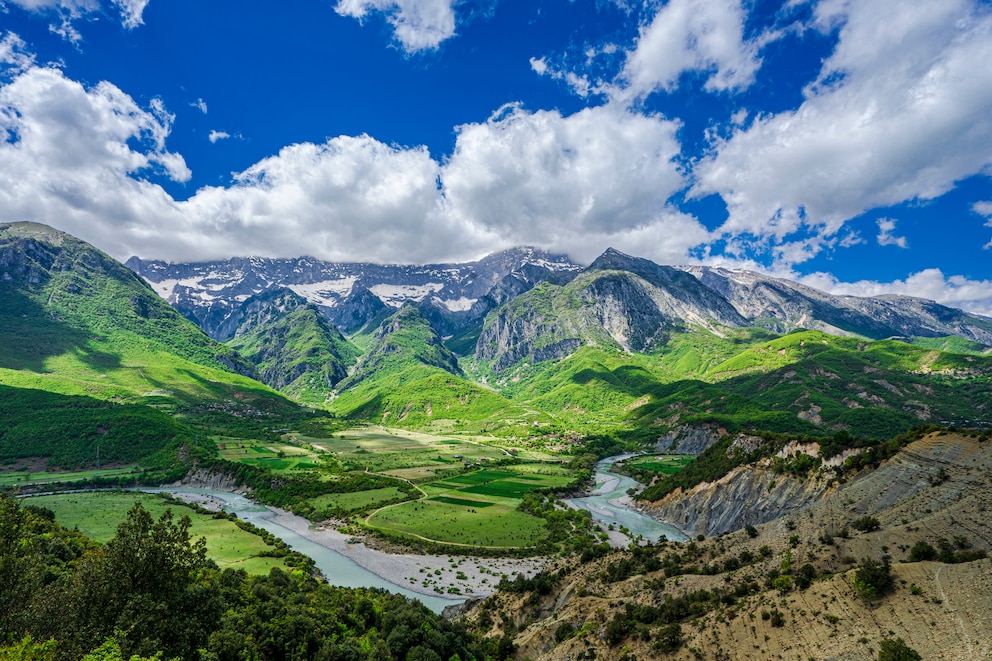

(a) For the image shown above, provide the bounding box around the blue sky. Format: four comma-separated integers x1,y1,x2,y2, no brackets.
1,0,991,315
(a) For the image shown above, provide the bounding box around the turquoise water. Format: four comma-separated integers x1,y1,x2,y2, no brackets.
147,488,462,614
568,455,688,543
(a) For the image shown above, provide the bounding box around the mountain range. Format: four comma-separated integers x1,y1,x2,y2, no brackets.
3,221,991,446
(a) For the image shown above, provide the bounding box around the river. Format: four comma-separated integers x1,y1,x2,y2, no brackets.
145,488,463,614
567,454,688,544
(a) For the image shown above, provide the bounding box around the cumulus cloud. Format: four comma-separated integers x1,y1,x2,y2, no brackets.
191,98,208,114
0,54,716,267
0,64,189,255
617,0,761,99
694,0,992,257
207,130,230,143
440,102,706,263
799,269,992,319
334,0,458,52
876,218,907,248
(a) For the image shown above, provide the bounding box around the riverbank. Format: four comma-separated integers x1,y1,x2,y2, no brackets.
167,490,548,600
565,454,689,545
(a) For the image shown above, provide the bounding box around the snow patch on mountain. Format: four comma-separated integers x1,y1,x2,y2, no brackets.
438,296,477,312
370,283,444,307
287,278,358,307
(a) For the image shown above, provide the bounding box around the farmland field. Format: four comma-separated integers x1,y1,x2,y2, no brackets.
306,486,408,512
0,465,140,488
366,499,547,548
216,438,326,472
26,491,293,574
624,455,694,475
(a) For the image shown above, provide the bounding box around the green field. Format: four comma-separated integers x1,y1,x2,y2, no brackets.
623,455,694,475
26,492,293,574
0,465,140,488
306,486,408,512
216,438,326,473
363,454,576,548
366,499,547,548
315,427,508,475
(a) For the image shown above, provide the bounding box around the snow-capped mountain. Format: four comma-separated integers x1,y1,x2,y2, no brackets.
125,248,581,339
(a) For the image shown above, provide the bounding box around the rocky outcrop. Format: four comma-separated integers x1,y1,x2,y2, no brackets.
681,264,992,343
644,466,830,537
657,425,724,455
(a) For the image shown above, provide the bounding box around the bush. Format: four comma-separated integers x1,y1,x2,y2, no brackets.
877,637,922,660
854,557,894,600
554,622,576,643
908,540,937,562
745,524,758,538
851,516,881,533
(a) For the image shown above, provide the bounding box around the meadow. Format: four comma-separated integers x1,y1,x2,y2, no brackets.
27,491,294,574
190,424,590,551
0,465,140,488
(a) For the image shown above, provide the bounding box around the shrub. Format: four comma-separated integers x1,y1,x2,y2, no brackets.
908,541,937,562
745,525,758,538
877,637,922,660
854,557,894,600
852,516,881,533
554,622,576,643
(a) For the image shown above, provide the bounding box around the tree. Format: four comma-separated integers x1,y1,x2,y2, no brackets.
878,637,922,660
853,557,894,600
908,540,937,562
59,504,219,661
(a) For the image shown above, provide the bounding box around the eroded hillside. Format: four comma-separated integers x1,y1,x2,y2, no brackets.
462,432,992,660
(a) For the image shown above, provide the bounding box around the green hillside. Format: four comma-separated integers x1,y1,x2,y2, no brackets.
227,301,360,404
0,385,194,484
332,306,543,433
0,223,293,413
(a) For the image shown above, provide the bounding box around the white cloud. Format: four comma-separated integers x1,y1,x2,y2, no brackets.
529,57,595,97
0,33,35,74
0,56,715,267
4,0,149,38
799,269,992,319
876,218,907,248
694,0,992,260
975,200,992,249
114,0,150,28
440,102,706,263
973,201,992,218
0,64,189,255
191,98,208,114
208,130,230,143
617,0,760,99
334,0,458,52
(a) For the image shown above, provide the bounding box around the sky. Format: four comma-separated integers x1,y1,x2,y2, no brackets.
1,0,991,316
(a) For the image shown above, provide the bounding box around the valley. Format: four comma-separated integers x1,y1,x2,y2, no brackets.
3,221,991,660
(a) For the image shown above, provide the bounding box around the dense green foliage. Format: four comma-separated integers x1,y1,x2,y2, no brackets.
0,386,189,475
0,495,491,661
227,299,360,402
0,224,298,416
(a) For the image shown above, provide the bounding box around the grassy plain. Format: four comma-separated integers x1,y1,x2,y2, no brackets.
366,499,547,548
0,465,139,488
27,491,292,574
216,438,326,472
622,454,694,475
307,486,408,512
